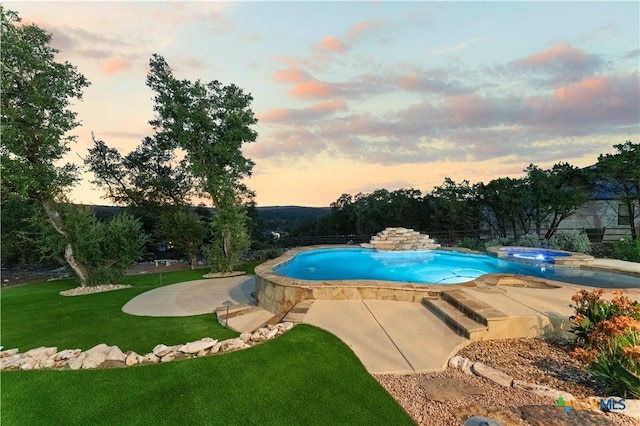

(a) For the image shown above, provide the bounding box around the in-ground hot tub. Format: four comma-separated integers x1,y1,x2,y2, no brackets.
486,246,594,266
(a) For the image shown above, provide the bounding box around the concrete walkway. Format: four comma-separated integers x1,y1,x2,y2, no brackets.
122,275,256,317
303,300,468,374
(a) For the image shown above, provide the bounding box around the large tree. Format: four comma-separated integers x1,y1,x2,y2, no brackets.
525,163,592,240
595,141,640,241
145,54,258,272
1,8,92,285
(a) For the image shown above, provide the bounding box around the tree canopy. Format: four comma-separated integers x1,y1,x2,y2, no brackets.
1,7,92,285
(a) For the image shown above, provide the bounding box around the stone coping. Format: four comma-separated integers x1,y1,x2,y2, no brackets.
254,245,569,314
486,246,595,267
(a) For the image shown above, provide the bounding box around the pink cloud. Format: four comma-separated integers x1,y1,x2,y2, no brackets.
314,36,350,54
396,71,421,90
508,42,604,84
518,43,588,67
258,100,347,124
310,99,347,113
288,81,336,100
272,69,310,83
345,21,381,43
554,76,610,103
101,57,133,75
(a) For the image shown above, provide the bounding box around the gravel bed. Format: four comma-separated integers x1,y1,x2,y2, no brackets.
375,337,635,426
59,284,132,296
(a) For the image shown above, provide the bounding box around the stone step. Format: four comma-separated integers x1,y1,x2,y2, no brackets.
441,290,508,326
422,298,487,341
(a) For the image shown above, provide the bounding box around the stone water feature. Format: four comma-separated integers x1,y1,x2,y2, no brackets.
362,227,441,251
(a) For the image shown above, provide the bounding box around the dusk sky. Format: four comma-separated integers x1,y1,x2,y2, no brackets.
7,1,640,207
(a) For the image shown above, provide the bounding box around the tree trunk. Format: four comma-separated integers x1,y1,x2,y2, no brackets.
627,202,637,242
41,198,90,287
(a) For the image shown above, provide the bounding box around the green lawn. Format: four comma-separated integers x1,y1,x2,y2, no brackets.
1,269,414,425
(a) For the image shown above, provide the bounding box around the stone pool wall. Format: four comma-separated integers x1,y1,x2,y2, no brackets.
255,245,445,314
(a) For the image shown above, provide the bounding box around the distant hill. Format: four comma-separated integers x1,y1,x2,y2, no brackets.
257,205,330,223
90,204,330,225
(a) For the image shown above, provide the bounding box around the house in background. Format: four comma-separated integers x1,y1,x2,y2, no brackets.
559,179,639,242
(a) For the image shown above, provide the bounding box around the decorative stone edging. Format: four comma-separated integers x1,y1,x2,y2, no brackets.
448,355,639,420
0,322,294,371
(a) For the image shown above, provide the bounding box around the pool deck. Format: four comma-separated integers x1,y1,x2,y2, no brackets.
124,258,639,375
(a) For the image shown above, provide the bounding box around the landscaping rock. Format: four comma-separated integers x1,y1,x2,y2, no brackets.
621,399,640,420
251,333,266,343
125,351,139,366
143,353,159,364
68,353,88,370
55,349,81,361
518,404,613,426
161,353,176,363
1,321,294,371
277,322,294,331
0,348,19,358
179,338,217,354
420,377,485,401
220,338,246,353
82,351,106,369
265,328,278,340
0,354,24,370
512,380,574,401
105,346,126,362
449,355,474,375
152,344,171,357
24,346,57,360
471,362,514,388
210,342,222,354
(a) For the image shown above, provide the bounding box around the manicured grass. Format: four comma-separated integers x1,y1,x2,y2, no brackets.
1,269,238,354
1,268,414,425
2,325,413,425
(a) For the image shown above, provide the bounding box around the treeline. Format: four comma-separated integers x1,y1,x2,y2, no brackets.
290,142,639,247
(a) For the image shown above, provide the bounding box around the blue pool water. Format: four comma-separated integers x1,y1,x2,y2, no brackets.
274,248,640,288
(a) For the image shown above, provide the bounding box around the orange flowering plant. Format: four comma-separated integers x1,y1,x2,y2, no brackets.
569,289,640,398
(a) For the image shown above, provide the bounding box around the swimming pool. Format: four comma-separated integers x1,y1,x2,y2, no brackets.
274,247,639,288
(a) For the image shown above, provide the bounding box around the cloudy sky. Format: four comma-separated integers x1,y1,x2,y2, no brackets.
7,1,639,207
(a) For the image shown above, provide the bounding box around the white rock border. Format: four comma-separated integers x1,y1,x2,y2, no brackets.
448,355,639,420
59,284,132,296
0,322,294,371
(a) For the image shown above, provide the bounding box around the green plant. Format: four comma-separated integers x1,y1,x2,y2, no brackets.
547,230,591,253
484,237,513,248
589,330,640,398
206,201,251,273
458,237,485,251
514,233,540,247
65,207,149,286
615,238,640,262
570,290,640,398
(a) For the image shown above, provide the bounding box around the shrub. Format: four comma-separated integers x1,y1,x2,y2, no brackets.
570,289,640,398
547,230,592,253
484,237,513,249
514,233,540,248
458,237,485,252
615,238,640,262
65,207,149,286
